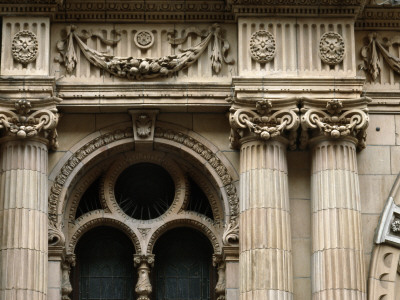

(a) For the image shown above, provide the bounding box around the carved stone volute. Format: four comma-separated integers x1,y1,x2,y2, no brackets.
300,97,371,150
134,255,154,300
228,97,300,149
0,96,61,149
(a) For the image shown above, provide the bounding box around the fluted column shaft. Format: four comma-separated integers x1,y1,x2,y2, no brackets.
311,139,366,300
239,139,293,300
0,138,48,300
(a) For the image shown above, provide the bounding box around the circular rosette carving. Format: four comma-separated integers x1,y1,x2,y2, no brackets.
102,152,188,222
12,30,38,65
319,32,345,65
249,30,276,63
134,30,155,50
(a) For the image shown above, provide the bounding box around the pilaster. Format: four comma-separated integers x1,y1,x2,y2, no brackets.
0,97,60,300
301,98,370,300
229,97,299,300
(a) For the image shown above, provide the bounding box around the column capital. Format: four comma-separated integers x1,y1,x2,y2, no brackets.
300,97,371,150
0,96,61,149
134,254,155,268
228,97,300,150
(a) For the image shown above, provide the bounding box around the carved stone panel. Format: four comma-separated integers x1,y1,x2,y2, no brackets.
2,17,50,76
319,31,345,65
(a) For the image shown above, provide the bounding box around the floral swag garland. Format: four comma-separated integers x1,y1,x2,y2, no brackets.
56,24,234,80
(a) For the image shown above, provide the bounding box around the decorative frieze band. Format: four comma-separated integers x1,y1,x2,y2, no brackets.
0,97,61,149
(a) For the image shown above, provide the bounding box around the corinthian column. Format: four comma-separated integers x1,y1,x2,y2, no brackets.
229,97,299,300
0,98,60,300
301,98,370,300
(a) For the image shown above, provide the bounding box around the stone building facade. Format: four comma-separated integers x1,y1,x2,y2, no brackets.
0,0,399,299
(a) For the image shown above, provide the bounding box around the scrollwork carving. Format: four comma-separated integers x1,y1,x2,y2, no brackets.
229,99,300,150
319,31,345,65
0,98,61,149
56,24,234,80
249,30,276,63
222,221,239,246
48,220,66,246
12,30,38,65
300,98,370,149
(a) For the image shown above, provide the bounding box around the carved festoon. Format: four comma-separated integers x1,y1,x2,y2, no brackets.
360,32,400,81
300,97,371,150
319,31,345,65
134,255,154,300
61,254,76,300
56,24,234,80
213,255,226,300
0,97,61,149
12,30,38,65
229,97,300,149
249,30,276,63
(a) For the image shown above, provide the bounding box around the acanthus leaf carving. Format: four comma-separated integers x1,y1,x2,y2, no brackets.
360,32,400,81
0,98,61,149
229,98,300,150
56,24,234,80
222,221,238,246
300,98,370,150
48,219,66,247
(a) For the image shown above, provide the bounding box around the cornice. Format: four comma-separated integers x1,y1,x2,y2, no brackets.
0,76,56,101
356,5,400,29
54,0,235,23
55,82,232,113
228,0,366,18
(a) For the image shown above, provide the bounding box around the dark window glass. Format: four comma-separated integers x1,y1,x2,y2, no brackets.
72,227,135,300
114,163,175,220
153,227,215,300
76,177,102,219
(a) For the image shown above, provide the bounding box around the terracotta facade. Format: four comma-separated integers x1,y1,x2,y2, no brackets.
0,1,399,299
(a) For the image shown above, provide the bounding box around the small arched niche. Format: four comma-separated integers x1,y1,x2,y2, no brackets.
152,227,216,300
71,226,137,300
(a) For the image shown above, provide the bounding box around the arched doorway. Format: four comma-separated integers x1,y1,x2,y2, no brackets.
153,227,215,300
72,226,136,300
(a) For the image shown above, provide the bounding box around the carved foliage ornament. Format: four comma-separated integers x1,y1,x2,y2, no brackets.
0,98,60,149
249,30,276,63
300,99,370,149
319,32,345,65
229,99,300,149
360,32,400,81
12,30,38,65
56,24,234,80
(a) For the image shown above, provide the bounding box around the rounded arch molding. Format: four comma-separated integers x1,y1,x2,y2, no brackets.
368,174,400,300
146,216,222,255
48,121,239,248
68,215,142,255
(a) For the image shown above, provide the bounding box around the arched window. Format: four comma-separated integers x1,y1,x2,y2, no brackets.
153,227,215,300
72,226,136,300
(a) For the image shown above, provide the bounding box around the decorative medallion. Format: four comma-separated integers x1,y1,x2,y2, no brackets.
319,32,345,65
392,219,400,234
134,30,154,49
11,30,38,65
249,30,276,63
